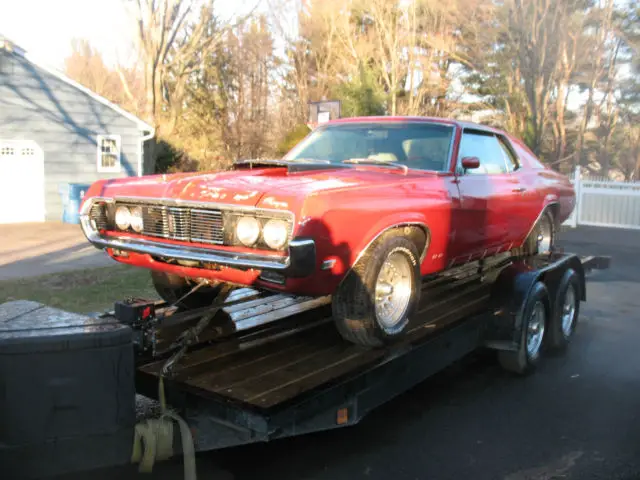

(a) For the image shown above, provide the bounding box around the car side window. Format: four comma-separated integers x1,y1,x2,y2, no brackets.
497,136,519,172
457,131,509,175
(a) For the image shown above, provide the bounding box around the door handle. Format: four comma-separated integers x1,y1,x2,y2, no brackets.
512,187,527,193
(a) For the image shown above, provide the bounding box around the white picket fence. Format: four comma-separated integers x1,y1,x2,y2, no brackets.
563,167,640,230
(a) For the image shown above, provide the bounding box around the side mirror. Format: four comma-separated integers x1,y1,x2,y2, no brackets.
461,156,480,169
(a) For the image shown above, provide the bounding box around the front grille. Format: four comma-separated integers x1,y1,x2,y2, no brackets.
90,203,109,230
89,201,293,250
128,204,224,245
190,209,224,244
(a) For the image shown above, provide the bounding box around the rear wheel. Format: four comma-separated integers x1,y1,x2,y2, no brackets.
523,209,555,256
332,231,421,347
151,271,226,310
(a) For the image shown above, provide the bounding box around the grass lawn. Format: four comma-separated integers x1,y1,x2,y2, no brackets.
0,265,158,314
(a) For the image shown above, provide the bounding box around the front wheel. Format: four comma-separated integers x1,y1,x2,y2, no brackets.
332,232,421,347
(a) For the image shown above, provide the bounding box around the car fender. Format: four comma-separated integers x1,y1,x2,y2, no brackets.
543,192,559,209
352,212,432,266
542,195,561,224
519,198,560,245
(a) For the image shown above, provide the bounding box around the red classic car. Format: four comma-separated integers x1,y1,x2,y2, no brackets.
80,116,575,346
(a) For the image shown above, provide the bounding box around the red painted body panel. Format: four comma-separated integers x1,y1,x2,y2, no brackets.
80,116,575,297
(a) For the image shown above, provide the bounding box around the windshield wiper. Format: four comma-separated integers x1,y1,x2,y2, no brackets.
342,158,409,174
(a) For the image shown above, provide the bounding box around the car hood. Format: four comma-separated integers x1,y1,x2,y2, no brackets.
91,164,433,210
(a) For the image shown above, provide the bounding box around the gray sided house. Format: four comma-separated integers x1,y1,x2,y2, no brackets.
0,38,154,224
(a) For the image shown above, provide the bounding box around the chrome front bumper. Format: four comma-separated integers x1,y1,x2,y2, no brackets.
80,214,316,277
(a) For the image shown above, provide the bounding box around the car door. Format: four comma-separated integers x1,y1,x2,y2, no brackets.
453,129,524,260
494,133,535,239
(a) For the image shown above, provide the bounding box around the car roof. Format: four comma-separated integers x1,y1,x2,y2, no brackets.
324,116,504,135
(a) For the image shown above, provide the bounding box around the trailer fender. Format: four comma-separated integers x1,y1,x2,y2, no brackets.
484,262,542,351
484,255,587,351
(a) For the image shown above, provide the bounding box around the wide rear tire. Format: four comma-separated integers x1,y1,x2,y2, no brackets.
332,231,421,347
151,271,225,310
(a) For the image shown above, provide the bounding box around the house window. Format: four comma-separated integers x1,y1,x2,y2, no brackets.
97,135,121,173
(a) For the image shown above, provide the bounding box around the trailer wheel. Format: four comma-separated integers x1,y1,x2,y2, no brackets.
332,231,421,347
151,271,225,310
498,281,550,375
523,209,555,256
546,268,581,352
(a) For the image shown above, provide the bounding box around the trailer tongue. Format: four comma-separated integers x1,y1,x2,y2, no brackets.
0,252,609,479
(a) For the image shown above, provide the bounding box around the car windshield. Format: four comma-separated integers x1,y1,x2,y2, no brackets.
283,122,455,172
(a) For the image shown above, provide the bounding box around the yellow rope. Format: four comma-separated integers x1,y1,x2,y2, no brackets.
131,376,197,479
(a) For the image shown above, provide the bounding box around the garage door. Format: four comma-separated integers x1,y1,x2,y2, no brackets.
0,140,45,224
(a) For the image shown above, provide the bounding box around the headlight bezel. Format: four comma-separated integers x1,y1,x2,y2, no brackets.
226,213,293,251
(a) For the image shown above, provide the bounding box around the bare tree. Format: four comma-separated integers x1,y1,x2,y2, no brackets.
64,38,145,116
124,0,227,134
509,0,572,156
401,0,483,117
574,0,616,167
552,11,583,164
66,0,636,177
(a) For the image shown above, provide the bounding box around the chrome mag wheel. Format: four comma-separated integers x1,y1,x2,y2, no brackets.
374,251,414,329
526,301,546,358
536,215,553,253
561,284,577,337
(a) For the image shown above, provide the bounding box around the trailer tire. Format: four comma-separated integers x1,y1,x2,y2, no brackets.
498,281,550,375
151,271,225,310
332,231,421,347
546,268,581,352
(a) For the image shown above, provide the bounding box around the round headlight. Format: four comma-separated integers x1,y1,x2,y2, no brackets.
130,206,144,233
263,219,289,250
236,216,261,246
115,206,131,230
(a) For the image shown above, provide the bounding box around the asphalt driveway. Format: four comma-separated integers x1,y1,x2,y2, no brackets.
57,225,640,480
0,222,114,280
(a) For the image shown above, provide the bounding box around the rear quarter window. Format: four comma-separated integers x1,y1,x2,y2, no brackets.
512,142,546,169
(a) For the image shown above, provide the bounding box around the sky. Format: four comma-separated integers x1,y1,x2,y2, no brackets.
0,0,267,69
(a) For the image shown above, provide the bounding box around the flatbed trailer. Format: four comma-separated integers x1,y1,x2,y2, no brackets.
0,251,610,479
